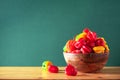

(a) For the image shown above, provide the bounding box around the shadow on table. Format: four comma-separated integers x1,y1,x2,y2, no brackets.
100,67,120,74
58,67,120,74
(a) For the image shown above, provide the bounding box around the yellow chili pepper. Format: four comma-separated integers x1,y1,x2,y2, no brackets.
101,37,107,44
93,46,105,53
42,61,53,71
104,44,110,53
75,32,87,41
63,45,67,52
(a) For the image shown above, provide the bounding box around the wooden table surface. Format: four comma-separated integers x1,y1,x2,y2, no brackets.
0,67,120,80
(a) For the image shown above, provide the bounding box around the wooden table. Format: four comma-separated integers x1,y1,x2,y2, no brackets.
0,67,120,80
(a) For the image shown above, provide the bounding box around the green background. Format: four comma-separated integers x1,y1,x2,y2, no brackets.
0,0,120,66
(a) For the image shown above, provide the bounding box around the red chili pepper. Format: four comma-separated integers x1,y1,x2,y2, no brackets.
65,64,77,76
48,65,59,73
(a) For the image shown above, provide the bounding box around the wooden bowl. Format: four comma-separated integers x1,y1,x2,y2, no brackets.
63,52,109,73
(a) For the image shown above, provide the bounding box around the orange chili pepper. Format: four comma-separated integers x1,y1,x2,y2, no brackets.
93,46,105,53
